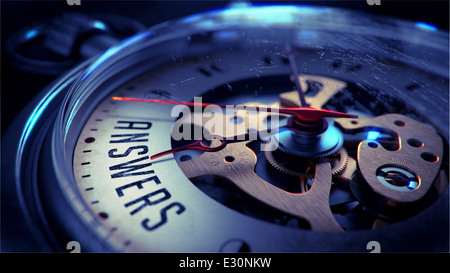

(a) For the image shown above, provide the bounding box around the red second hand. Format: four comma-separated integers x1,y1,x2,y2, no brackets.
150,139,227,160
112,96,357,159
111,96,357,122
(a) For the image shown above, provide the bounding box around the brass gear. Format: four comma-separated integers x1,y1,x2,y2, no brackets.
273,125,344,158
265,146,348,178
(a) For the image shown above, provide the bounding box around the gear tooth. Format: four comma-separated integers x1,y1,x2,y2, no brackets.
276,143,301,156
264,145,348,178
277,139,343,158
264,147,314,178
330,148,348,175
275,129,344,158
263,127,347,178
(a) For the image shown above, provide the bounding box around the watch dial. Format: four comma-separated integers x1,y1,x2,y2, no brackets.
5,3,449,253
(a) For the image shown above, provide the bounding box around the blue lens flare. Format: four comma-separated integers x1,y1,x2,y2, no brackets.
92,20,108,31
408,180,419,189
183,4,330,29
415,22,438,31
367,131,381,141
25,29,38,40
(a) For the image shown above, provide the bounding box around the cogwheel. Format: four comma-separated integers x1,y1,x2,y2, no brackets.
273,125,344,158
327,147,348,175
265,146,348,178
265,147,315,178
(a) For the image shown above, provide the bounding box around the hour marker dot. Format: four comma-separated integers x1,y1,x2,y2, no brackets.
85,137,96,143
98,212,109,219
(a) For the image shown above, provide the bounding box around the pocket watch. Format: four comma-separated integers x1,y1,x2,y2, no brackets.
2,2,448,252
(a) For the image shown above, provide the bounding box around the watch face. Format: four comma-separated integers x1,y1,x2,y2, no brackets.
2,2,449,253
